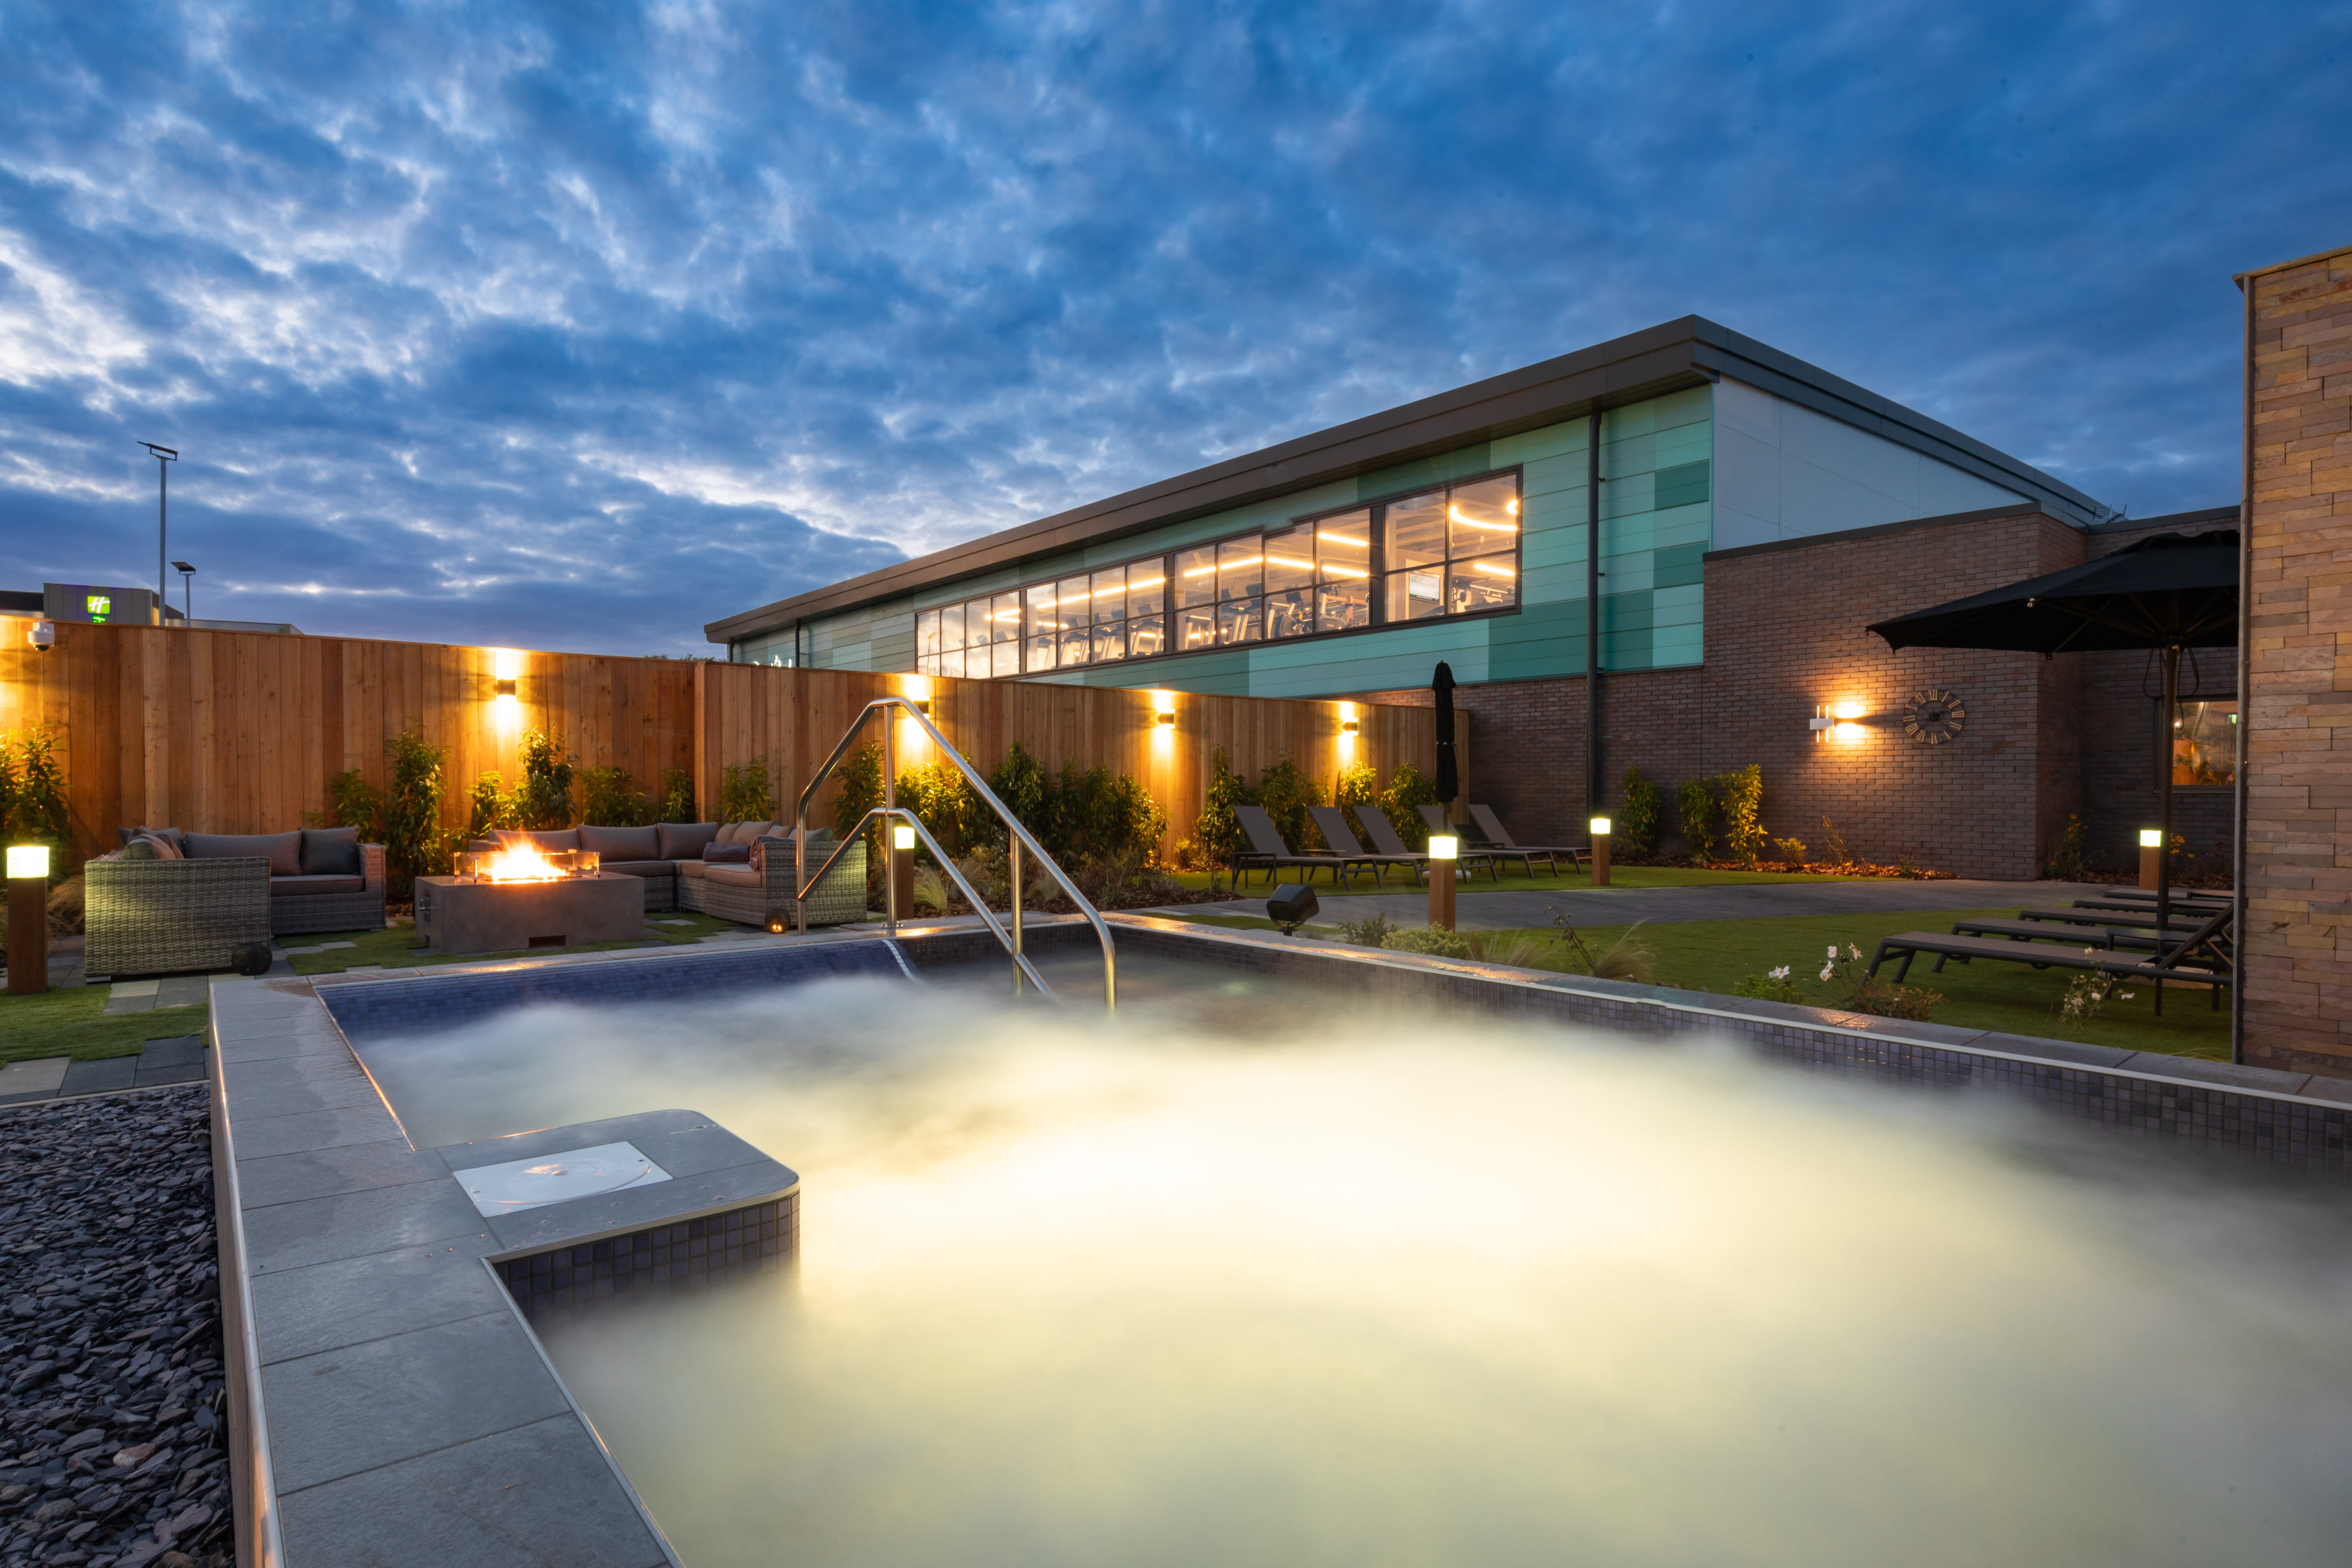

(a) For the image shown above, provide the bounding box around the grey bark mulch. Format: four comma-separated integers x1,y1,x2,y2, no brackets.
1,1087,231,1568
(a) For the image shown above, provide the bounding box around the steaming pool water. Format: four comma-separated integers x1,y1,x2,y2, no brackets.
354,952,2352,1567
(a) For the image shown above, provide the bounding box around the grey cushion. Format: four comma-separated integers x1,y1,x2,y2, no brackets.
185,831,303,877
300,826,363,876
702,863,761,887
270,874,366,897
722,820,778,846
597,859,675,879
578,824,659,861
657,822,719,860
525,829,581,852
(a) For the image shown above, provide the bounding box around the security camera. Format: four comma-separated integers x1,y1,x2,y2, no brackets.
29,620,54,652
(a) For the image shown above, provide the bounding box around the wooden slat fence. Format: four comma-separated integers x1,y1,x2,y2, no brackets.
0,622,1465,866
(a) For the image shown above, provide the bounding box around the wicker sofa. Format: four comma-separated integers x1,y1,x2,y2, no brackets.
85,856,273,980
470,822,868,926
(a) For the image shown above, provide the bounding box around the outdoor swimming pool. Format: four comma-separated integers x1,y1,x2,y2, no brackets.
341,945,2352,1568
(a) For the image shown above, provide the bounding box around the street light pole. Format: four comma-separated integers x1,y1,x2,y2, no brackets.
173,560,197,624
140,443,178,624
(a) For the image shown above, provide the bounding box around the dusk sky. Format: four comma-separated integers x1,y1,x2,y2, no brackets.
3,1,2345,655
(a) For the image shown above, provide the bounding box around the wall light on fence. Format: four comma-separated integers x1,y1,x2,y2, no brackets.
493,679,517,698
1427,835,1459,861
1339,718,1360,735
892,824,916,851
7,845,49,880
1154,709,1176,726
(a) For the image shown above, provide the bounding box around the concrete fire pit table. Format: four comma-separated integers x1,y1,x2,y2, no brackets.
416,872,646,956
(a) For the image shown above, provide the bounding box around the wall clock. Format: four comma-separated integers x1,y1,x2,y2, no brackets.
1902,688,1966,745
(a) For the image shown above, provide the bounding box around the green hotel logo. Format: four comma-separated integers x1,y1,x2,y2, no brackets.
86,594,111,622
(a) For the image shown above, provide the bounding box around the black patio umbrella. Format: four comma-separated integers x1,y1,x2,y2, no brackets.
1868,530,2239,935
1432,661,1459,804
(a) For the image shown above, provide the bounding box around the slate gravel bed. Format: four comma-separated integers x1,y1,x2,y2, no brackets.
1,1088,231,1568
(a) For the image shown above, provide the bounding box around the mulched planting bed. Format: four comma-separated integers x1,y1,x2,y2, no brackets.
0,1088,231,1568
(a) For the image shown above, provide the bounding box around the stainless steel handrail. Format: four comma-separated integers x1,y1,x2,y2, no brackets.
793,697,1117,1010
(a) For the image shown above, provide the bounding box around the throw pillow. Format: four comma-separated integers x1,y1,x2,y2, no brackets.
121,837,156,861
702,842,751,864
135,832,183,860
300,826,363,876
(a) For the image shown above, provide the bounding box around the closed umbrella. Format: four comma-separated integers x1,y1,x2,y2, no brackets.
1867,530,2239,938
1432,661,1459,804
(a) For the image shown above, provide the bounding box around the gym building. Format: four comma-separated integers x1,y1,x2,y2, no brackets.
706,318,2237,882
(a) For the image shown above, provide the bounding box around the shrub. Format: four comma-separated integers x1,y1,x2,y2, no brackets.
1716,764,1767,869
1383,925,1476,959
1255,753,1327,852
1546,907,1657,983
1677,776,1717,862
911,865,951,914
1818,815,1852,867
382,725,450,896
831,744,882,840
1467,931,1552,969
1335,909,1396,947
1816,941,1941,1019
1053,760,1165,864
2044,813,2090,881
1732,968,1807,1004
579,766,646,826
1192,748,1253,878
989,742,1050,844
1334,759,1380,844
466,773,518,839
515,730,575,829
721,756,779,823
1379,761,1442,849
5,727,69,849
1772,837,1808,867
897,760,989,859
311,768,384,837
1616,767,1662,861
658,766,698,824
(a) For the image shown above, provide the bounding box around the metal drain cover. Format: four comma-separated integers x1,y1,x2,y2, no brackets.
453,1141,672,1217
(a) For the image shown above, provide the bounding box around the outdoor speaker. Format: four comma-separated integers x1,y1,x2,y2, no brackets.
230,940,272,977
1266,883,1318,933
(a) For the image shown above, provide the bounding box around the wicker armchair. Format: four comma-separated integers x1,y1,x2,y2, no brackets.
85,856,272,979
680,836,867,927
271,843,388,935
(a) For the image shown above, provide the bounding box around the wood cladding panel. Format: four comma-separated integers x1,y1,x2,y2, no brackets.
1,624,1457,864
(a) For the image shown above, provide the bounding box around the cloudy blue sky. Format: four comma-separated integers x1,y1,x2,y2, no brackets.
2,0,2346,654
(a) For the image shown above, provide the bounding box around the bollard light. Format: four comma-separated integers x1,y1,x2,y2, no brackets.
7,845,49,880
2138,829,2163,848
1588,816,1612,888
892,824,916,851
1590,817,1612,836
2136,828,2162,891
1428,835,1459,860
7,844,49,995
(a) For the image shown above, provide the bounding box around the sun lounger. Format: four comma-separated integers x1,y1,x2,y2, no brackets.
1416,802,1556,878
1467,804,1586,875
1357,808,1494,882
1232,804,1358,889
1948,916,2177,955
1306,806,1422,887
1871,906,2234,1014
2015,906,2232,941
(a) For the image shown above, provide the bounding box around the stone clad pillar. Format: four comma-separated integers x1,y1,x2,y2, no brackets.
2239,242,2352,1076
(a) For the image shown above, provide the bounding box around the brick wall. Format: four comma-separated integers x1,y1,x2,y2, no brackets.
1350,505,2242,883
2240,243,2352,1077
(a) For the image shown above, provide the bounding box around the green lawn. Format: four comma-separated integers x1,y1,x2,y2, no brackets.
1159,863,1894,899
289,913,739,975
0,988,209,1065
1163,907,2231,1060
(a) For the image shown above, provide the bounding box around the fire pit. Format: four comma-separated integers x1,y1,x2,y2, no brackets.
415,837,645,955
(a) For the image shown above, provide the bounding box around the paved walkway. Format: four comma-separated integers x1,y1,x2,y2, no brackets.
0,1034,208,1106
1153,878,2129,931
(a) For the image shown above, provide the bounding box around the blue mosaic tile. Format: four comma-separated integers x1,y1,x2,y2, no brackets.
321,940,911,1040
495,1196,799,1322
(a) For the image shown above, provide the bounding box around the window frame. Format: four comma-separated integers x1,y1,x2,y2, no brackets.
911,465,1524,680
2161,695,2238,791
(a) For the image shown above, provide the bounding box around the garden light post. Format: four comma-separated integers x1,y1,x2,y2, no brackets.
140,443,177,619
891,823,916,927
1590,817,1612,887
1427,834,1457,931
8,844,50,995
173,559,196,623
2139,829,2163,891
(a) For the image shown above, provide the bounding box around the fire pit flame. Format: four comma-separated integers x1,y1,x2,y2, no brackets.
479,836,566,884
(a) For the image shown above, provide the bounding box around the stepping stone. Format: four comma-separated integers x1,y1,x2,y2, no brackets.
282,946,325,956
57,1056,137,1097
655,918,695,927
154,977,211,1009
0,1056,71,1105
135,1036,208,1087
317,940,357,950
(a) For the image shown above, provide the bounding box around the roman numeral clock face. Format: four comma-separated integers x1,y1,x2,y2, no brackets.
1902,688,1966,745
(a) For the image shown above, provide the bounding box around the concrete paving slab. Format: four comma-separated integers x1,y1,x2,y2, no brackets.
273,1415,670,1568
57,1056,138,1096
232,1103,414,1163
138,1034,206,1069
234,1140,451,1210
260,1312,573,1493
0,1055,71,1102
240,1175,490,1277
249,1237,510,1364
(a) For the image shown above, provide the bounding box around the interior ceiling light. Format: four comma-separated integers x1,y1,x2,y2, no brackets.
1318,532,1368,547
1472,561,1516,576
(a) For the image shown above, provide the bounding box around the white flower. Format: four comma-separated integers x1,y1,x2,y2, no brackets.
1827,945,1838,958
2119,991,2135,1001
1848,944,1862,961
1819,964,1836,981
1769,966,1790,980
